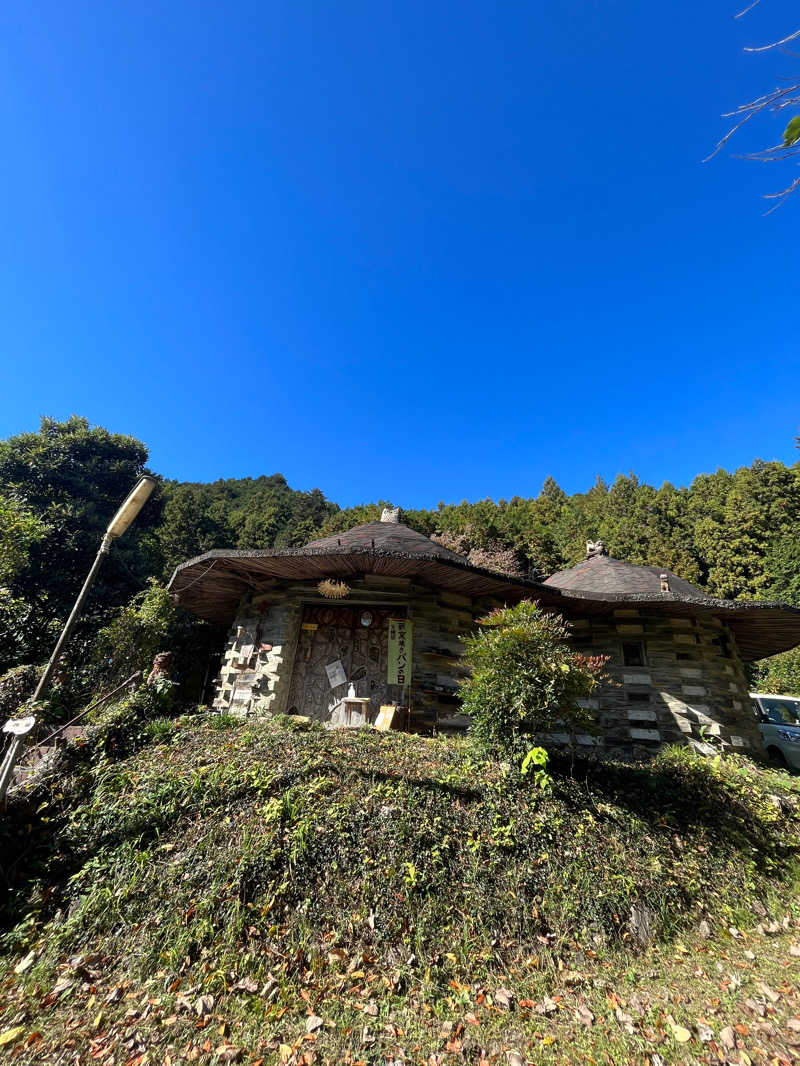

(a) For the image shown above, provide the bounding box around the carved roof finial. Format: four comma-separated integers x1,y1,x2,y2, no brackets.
380,506,400,524
585,539,608,559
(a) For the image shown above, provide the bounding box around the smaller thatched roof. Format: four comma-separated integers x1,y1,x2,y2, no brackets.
546,552,704,598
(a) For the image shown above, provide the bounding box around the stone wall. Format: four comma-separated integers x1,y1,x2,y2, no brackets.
212,588,302,718
552,609,762,759
210,578,491,728
210,586,763,761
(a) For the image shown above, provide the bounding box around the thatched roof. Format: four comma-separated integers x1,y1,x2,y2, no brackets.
546,553,705,598
167,521,565,623
545,547,800,660
168,520,800,660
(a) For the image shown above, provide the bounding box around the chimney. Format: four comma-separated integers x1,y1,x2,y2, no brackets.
585,539,608,559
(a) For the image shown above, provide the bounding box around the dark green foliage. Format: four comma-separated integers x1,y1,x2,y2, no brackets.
0,664,40,719
0,417,161,674
90,580,177,690
459,601,603,756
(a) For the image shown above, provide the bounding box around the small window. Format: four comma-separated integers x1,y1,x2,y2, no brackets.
627,692,650,703
622,641,646,667
711,634,731,659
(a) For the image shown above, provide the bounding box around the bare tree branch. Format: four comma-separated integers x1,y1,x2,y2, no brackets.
744,27,800,53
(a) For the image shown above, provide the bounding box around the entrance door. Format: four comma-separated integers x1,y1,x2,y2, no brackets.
286,605,404,722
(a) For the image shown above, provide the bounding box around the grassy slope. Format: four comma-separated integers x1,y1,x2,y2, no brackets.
0,715,799,1065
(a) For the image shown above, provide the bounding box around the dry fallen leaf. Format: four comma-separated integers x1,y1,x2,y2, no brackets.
494,987,513,1010
575,1003,594,1027
214,1045,241,1063
0,1027,25,1047
535,996,558,1015
719,1025,736,1049
13,951,35,975
194,994,215,1017
306,1014,323,1033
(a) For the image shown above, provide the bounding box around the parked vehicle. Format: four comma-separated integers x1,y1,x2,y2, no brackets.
750,692,800,770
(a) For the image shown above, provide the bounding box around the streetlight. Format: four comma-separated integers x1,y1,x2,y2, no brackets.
31,475,157,702
0,476,157,805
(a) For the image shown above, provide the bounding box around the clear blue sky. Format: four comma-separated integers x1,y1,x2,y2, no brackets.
0,1,798,508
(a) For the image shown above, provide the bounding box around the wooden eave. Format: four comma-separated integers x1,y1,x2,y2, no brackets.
168,548,800,661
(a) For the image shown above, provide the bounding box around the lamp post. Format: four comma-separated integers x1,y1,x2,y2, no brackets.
31,476,157,702
0,476,157,806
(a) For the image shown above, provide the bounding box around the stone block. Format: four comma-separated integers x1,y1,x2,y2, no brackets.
623,673,652,686
629,728,660,741
679,668,702,679
538,732,570,745
627,708,657,722
682,685,706,696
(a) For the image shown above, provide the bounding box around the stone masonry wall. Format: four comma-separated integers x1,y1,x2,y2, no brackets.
212,589,302,718
211,587,764,762
545,609,763,760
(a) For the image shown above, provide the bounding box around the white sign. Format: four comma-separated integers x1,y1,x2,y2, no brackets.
325,660,347,689
3,716,36,736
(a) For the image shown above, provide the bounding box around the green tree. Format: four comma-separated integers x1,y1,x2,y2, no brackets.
0,417,160,672
0,495,47,584
459,600,607,757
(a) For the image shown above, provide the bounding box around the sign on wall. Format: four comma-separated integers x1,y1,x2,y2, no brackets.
387,619,413,687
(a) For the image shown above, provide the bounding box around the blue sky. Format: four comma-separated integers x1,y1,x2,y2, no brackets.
0,0,798,508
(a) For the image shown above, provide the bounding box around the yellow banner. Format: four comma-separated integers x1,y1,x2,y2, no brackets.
387,619,413,687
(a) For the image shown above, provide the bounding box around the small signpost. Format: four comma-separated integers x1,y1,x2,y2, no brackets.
0,716,37,805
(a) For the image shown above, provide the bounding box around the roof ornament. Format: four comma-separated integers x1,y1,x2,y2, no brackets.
660,573,670,592
585,539,608,559
380,507,400,524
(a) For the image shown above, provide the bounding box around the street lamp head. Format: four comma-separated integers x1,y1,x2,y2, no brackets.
106,476,157,538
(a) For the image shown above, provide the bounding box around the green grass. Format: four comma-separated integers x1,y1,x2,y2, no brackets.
0,715,799,1064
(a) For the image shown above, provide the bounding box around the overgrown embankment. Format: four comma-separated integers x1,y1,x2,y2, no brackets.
0,716,799,1064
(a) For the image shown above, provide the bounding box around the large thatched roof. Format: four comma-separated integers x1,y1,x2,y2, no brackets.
168,520,800,660
167,520,565,623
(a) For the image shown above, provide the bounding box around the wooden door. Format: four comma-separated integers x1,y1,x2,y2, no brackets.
286,605,404,722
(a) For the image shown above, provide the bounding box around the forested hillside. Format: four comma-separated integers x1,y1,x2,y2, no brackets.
1,416,798,700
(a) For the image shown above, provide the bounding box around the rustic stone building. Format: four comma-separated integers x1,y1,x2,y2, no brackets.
168,512,800,758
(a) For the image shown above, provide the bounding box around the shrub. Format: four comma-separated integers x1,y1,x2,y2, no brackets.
89,580,176,691
459,600,608,757
86,680,176,760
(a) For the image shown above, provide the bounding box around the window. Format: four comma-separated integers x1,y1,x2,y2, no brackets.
756,697,800,726
711,634,731,658
622,641,646,667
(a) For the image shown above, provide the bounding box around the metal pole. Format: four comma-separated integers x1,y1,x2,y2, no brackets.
0,736,22,802
31,533,114,704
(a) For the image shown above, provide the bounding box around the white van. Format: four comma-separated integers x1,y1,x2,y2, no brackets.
750,692,800,770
